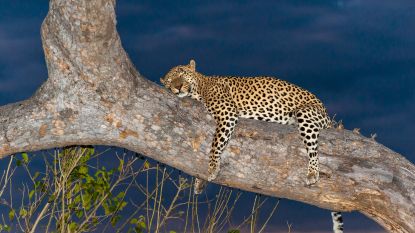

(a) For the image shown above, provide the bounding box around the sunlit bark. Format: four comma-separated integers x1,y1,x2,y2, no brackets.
0,1,414,232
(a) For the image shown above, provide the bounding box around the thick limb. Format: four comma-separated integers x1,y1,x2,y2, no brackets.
0,0,413,231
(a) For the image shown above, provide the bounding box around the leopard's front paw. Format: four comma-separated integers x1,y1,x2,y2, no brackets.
208,167,220,182
306,171,320,186
194,186,203,195
194,178,207,195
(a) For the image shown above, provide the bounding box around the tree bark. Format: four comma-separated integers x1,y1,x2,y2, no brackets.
0,0,414,232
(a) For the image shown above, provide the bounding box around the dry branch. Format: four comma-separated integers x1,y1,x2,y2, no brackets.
0,0,414,232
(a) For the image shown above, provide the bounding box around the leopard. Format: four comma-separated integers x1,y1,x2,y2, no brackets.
161,59,343,233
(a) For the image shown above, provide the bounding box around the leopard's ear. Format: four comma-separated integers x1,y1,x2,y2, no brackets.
160,78,165,85
189,59,196,71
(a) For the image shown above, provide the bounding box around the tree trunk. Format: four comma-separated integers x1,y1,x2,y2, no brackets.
0,0,414,232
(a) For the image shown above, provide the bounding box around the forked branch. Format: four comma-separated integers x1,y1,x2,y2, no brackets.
0,0,413,232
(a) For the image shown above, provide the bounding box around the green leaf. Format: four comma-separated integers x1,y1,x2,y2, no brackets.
3,224,11,232
80,153,91,163
69,222,78,232
143,161,150,169
85,147,95,157
73,194,81,205
48,194,56,202
138,215,147,229
82,193,92,210
33,171,40,180
22,152,29,163
130,215,146,232
118,158,124,172
75,210,83,218
19,208,28,217
111,215,121,226
8,209,15,221
117,191,125,199
138,220,146,229
130,218,138,224
119,201,127,210
78,166,88,175
103,202,111,215
169,231,177,233
16,160,22,166
92,217,98,226
29,190,35,200
227,230,240,233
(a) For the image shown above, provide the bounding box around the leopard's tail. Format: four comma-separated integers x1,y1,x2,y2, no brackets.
331,211,344,233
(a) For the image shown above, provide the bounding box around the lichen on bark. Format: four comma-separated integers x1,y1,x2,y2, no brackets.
0,1,414,232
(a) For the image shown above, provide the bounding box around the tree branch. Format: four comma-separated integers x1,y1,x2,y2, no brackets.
0,0,414,232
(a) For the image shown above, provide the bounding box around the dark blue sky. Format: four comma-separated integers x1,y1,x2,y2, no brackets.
1,0,414,232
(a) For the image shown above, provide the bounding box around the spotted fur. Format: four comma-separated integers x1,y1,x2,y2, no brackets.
161,59,342,232
193,177,206,195
161,59,331,184
332,211,344,233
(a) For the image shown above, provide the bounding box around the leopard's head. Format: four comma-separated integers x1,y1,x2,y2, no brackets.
160,59,197,98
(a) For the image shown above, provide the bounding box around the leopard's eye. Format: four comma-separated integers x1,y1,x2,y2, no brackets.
181,82,190,91
173,83,183,90
171,88,180,94
171,78,184,89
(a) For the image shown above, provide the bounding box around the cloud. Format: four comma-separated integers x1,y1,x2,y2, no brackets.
116,2,147,16
0,19,47,104
116,0,415,168
0,27,40,63
118,0,415,79
1,1,413,231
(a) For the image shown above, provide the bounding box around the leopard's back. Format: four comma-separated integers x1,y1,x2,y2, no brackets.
213,76,330,127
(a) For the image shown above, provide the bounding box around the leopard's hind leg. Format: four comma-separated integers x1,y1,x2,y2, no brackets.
294,105,331,185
